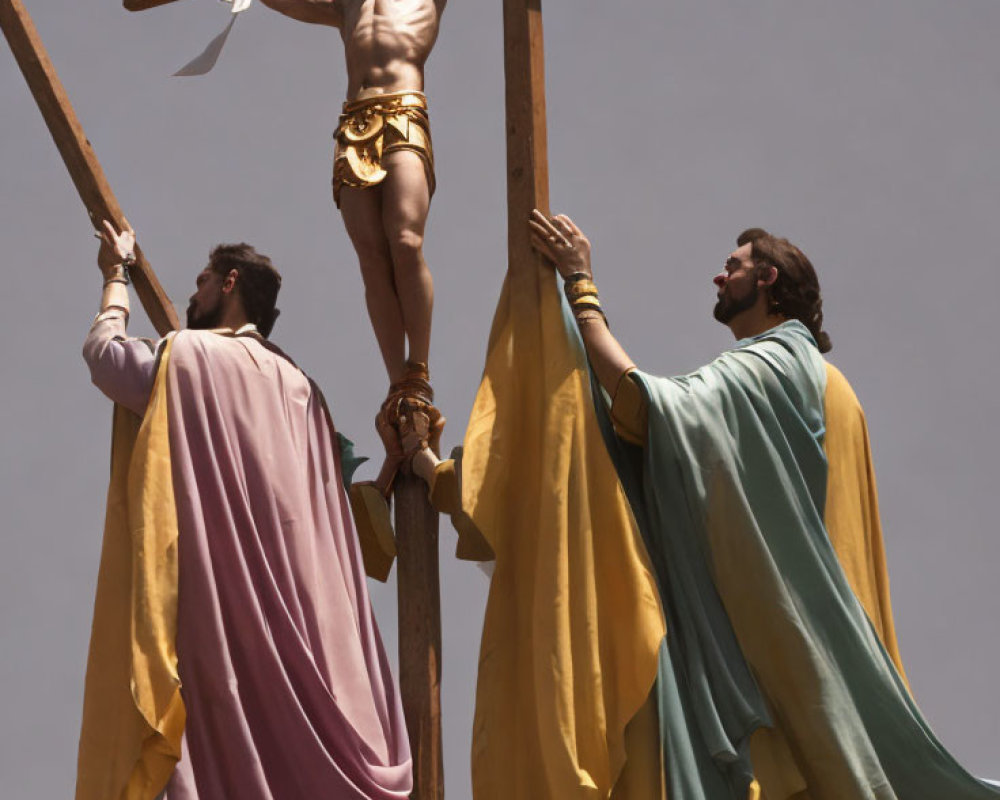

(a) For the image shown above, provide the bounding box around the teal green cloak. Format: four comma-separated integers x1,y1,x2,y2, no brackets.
591,319,998,800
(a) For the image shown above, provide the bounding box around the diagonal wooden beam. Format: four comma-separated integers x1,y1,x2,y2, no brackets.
123,0,182,11
1,0,179,334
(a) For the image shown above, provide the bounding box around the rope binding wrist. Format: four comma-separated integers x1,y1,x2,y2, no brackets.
103,261,131,286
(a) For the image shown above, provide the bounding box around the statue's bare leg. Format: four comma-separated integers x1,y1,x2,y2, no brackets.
340,186,408,383
381,149,434,371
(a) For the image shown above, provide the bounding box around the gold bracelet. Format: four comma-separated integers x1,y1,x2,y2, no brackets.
569,295,603,311
564,279,599,301
570,289,609,327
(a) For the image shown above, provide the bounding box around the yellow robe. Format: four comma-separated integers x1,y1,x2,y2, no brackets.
76,339,184,800
462,271,667,799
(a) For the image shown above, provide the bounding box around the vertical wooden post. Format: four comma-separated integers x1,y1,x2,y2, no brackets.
0,0,179,334
503,0,550,285
394,472,443,799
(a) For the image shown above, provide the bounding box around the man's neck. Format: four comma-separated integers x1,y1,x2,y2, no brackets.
219,309,252,333
728,312,786,342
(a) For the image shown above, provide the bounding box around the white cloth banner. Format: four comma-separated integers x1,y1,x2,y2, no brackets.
173,0,251,77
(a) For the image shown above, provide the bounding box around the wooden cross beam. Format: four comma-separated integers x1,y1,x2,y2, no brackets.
123,0,181,10
394,473,443,800
504,0,550,265
394,2,550,797
0,0,179,335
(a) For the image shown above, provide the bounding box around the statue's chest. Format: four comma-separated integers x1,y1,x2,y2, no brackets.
345,0,433,26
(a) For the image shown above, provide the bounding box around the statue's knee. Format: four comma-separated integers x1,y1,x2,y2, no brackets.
356,246,393,280
389,228,424,262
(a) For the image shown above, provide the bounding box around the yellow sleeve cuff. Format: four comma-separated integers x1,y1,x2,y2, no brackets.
610,369,648,446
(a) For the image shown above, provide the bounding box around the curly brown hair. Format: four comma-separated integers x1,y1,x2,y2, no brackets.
737,228,832,353
208,243,283,338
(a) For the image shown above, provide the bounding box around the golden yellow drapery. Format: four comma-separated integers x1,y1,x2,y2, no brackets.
748,361,909,800
76,338,185,800
822,362,907,681
462,267,666,799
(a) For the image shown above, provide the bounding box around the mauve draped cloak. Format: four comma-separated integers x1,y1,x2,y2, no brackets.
82,319,411,800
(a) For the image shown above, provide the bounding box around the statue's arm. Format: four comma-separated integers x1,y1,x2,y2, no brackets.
83,317,158,416
83,221,157,416
528,210,637,397
257,0,343,27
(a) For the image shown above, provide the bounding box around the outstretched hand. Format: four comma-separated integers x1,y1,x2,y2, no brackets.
528,209,592,279
97,219,136,276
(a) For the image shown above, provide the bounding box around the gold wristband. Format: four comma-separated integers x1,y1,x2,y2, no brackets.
565,280,599,301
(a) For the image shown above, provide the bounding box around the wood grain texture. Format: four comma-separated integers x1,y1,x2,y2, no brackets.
394,471,443,799
0,0,179,334
123,0,182,10
503,0,549,291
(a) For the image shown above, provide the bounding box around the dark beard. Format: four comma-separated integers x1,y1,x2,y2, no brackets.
713,283,758,324
186,301,224,330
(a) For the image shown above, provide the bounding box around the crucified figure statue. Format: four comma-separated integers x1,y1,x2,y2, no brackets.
258,0,445,474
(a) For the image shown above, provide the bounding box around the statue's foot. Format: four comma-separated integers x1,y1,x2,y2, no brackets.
372,411,405,498
377,360,434,425
398,405,446,478
375,359,443,480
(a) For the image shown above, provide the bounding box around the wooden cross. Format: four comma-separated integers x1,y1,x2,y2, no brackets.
0,0,179,335
504,0,550,280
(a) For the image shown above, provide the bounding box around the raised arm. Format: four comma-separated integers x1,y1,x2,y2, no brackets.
256,0,343,27
528,210,636,397
82,221,158,416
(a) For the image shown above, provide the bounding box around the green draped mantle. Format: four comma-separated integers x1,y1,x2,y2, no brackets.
590,319,998,800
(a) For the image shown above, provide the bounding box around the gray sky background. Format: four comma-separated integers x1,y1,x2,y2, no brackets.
2,1,999,797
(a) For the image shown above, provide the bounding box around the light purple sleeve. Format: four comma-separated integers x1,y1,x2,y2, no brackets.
82,315,159,416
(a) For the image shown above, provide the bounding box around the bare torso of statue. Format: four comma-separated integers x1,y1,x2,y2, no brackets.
259,0,446,482
339,0,441,97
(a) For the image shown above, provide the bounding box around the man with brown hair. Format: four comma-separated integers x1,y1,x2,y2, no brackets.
77,221,411,800
521,210,1000,799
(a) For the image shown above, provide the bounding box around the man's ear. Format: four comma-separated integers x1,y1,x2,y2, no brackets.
757,265,778,288
222,268,239,294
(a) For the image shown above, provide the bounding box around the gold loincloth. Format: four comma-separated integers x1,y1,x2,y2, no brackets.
332,91,435,207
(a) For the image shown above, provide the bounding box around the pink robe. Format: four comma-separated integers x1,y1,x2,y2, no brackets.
83,319,412,800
